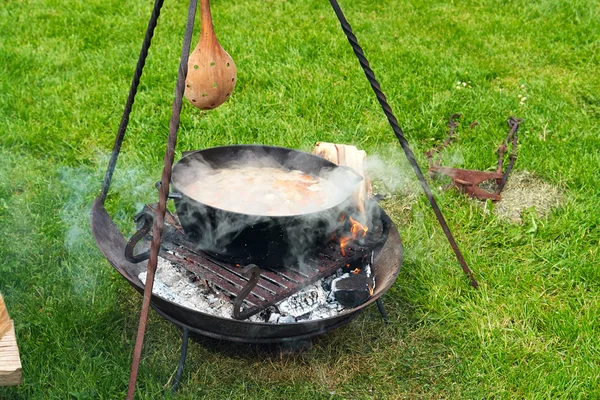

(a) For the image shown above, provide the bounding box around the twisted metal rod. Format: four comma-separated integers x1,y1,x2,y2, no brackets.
100,0,165,204
329,0,478,288
496,116,521,194
126,0,199,398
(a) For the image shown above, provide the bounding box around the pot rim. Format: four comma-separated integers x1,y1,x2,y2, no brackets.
171,144,362,219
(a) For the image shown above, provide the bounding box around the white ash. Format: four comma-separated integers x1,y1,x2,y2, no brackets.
278,285,326,317
139,257,254,321
138,257,371,323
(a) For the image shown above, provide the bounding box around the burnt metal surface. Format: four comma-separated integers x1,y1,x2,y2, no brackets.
90,198,402,343
426,114,521,201
128,202,390,320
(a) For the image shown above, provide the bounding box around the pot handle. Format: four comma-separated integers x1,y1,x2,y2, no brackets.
155,180,183,199
124,212,153,263
232,264,261,320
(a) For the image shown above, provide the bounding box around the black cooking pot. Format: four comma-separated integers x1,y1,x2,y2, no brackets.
169,145,362,268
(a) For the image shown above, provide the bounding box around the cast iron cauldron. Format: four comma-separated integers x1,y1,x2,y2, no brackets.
169,145,362,268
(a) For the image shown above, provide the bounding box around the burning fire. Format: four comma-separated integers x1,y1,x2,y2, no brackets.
339,216,368,257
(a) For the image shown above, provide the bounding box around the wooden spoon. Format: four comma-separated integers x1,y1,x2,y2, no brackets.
184,0,236,110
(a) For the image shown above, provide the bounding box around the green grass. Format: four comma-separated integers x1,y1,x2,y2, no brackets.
1,0,599,398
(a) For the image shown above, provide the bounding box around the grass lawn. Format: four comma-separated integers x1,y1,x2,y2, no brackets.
1,0,599,398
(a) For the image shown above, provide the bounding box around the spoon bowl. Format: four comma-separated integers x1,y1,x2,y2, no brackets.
184,0,236,110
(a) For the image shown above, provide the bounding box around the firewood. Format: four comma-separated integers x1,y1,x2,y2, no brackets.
0,294,21,386
0,295,10,340
313,142,372,222
331,272,372,308
0,322,21,386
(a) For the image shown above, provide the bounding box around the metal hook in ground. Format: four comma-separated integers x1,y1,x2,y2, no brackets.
426,114,521,201
495,116,522,194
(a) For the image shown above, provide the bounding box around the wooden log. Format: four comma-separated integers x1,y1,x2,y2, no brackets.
313,142,372,222
0,295,10,340
0,321,22,386
0,295,21,386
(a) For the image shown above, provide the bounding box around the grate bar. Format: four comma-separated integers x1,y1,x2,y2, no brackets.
137,204,389,319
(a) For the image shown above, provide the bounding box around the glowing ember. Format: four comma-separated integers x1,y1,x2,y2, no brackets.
339,216,369,256
352,268,361,275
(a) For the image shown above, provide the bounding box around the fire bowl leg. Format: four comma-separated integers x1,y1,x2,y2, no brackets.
171,327,189,393
376,298,389,324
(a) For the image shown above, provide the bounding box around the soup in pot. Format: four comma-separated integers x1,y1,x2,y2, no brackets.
179,167,346,216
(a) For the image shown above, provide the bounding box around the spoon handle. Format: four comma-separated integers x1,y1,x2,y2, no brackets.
200,0,216,43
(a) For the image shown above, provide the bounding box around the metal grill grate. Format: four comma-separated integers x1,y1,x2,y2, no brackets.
135,204,389,319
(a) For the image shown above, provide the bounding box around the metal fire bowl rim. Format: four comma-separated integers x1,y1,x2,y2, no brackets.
90,197,402,337
151,303,364,344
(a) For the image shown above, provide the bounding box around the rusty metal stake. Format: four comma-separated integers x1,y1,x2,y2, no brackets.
495,116,521,194
427,115,521,201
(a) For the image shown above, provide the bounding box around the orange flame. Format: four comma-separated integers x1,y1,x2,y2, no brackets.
339,216,369,257
349,217,368,238
339,236,351,256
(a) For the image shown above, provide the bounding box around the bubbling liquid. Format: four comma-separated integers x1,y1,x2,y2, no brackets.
179,167,346,216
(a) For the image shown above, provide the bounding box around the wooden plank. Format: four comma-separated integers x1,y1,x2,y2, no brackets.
0,321,22,386
312,142,372,222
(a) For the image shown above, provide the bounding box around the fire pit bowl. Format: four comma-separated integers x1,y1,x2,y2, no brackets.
90,198,402,343
169,145,363,268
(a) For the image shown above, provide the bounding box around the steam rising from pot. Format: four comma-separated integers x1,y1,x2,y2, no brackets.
169,147,363,267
